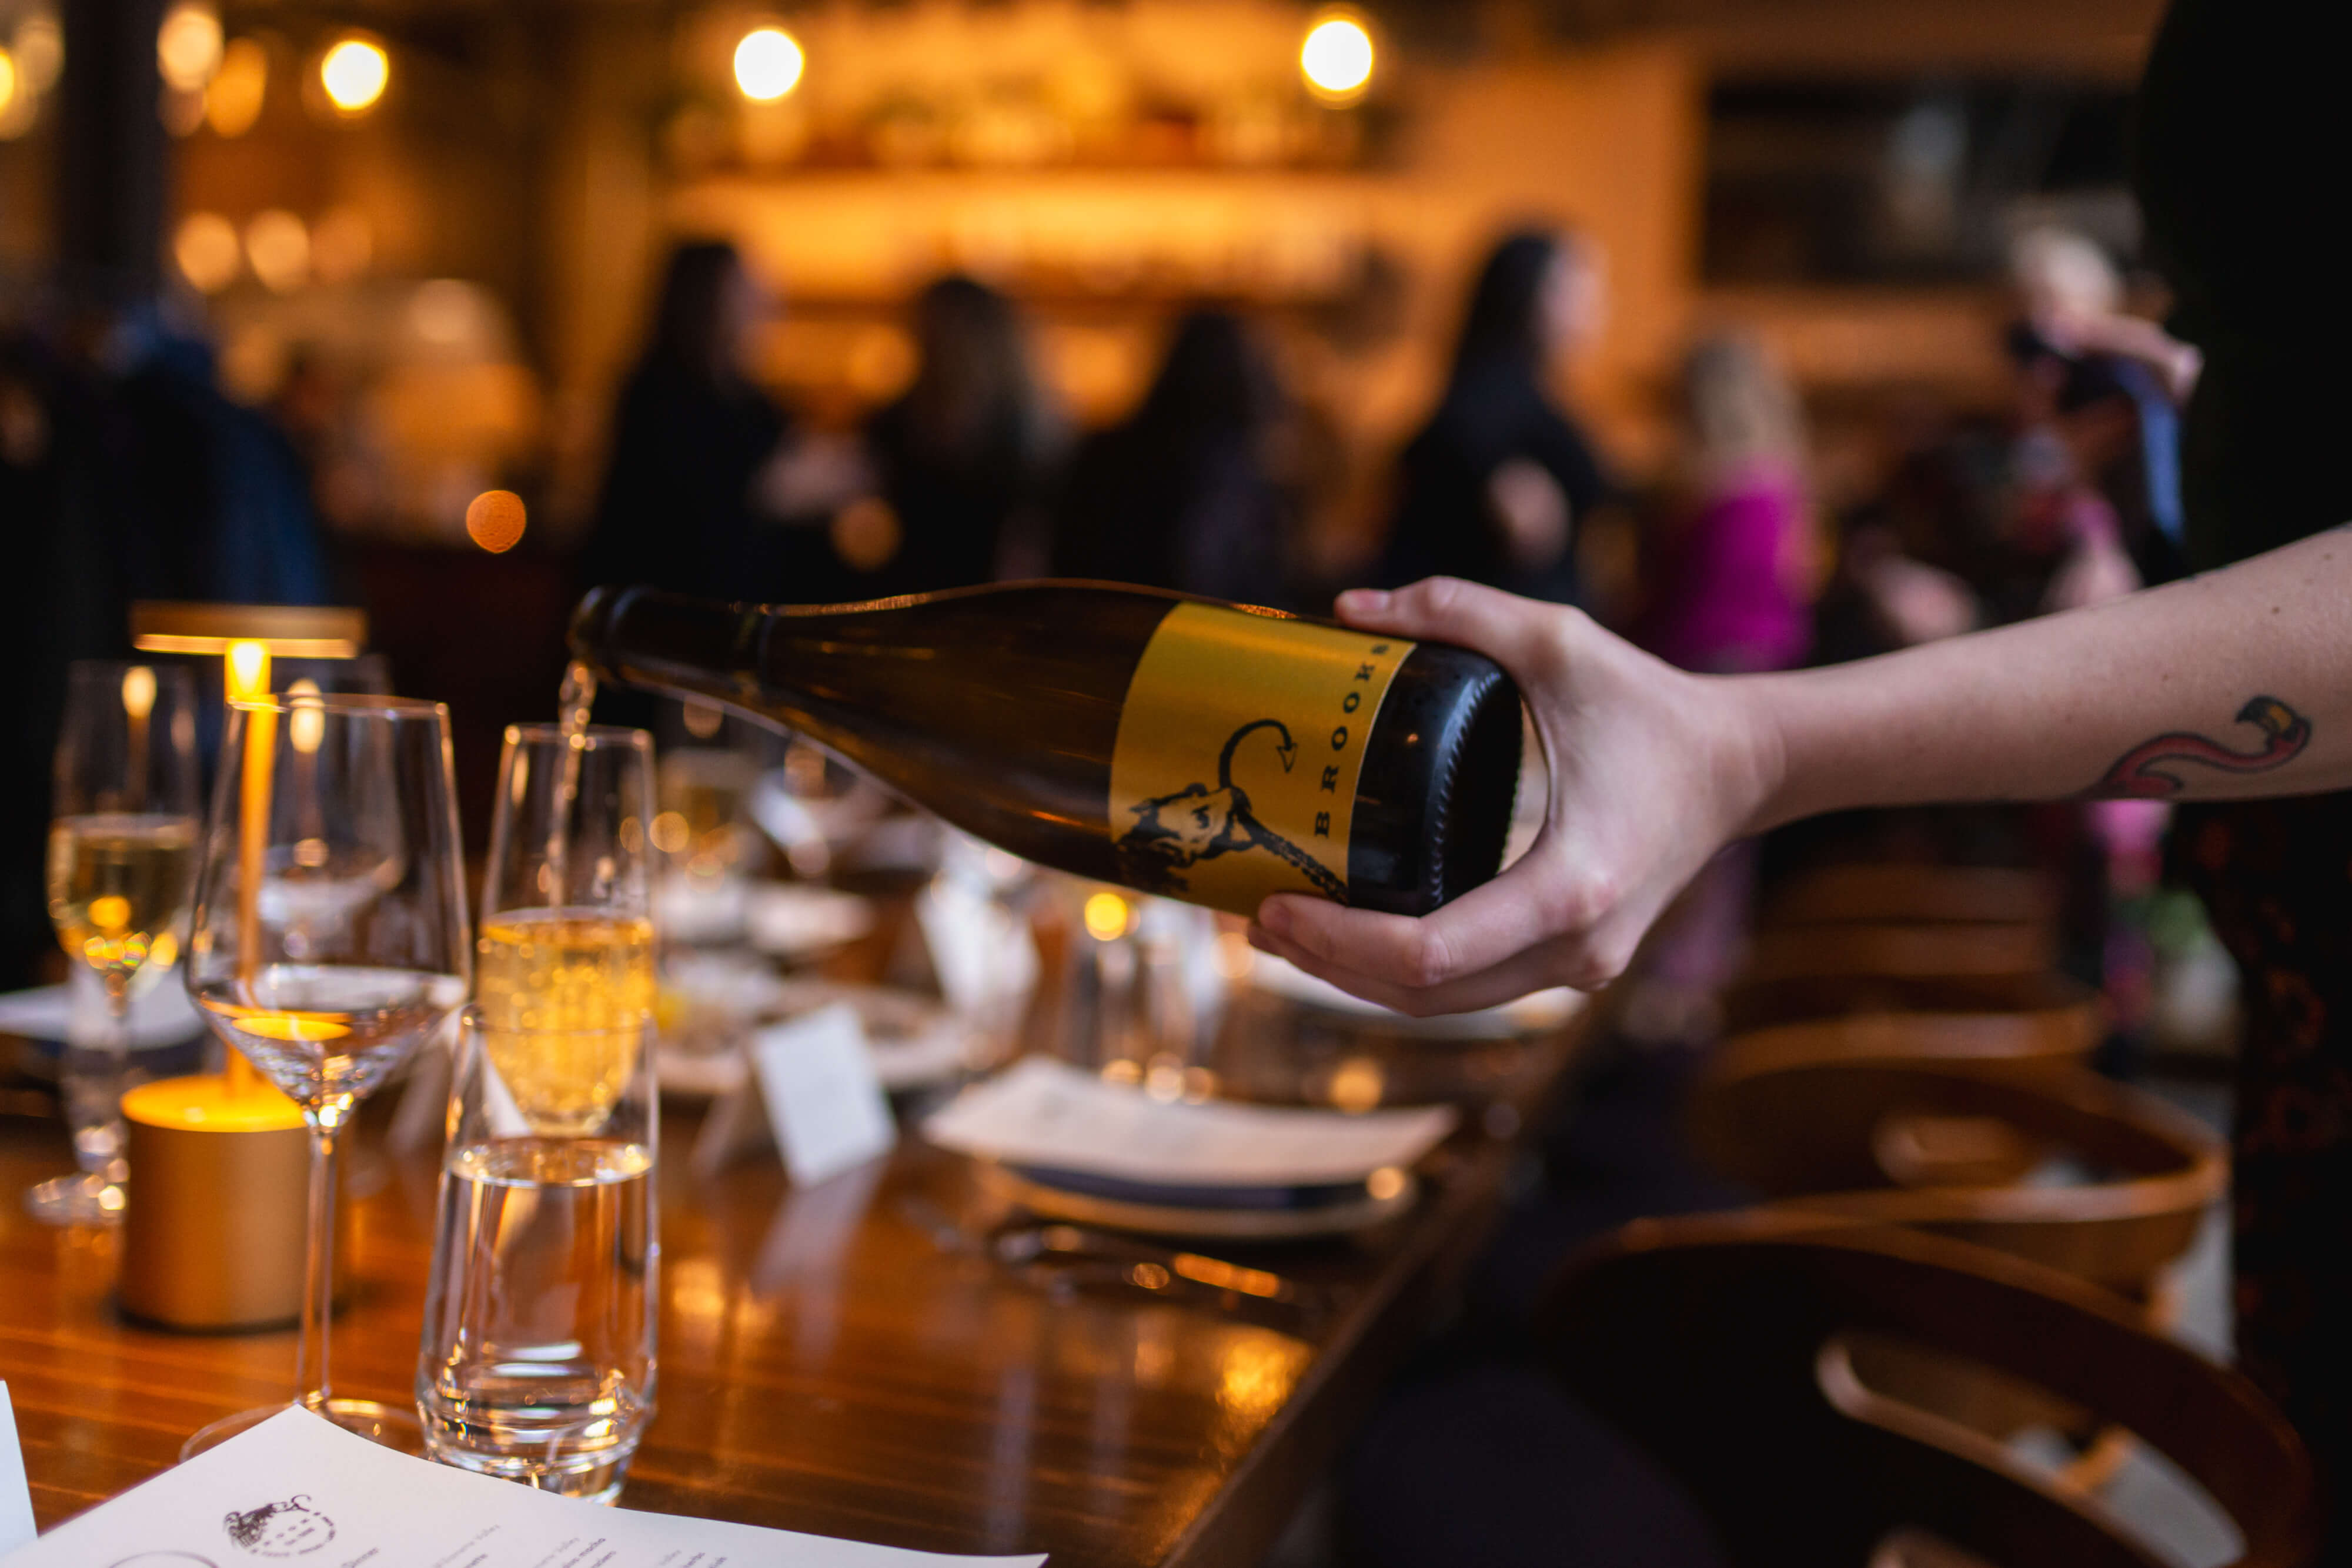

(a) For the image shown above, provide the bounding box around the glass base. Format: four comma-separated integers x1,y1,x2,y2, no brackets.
181,1399,425,1463
423,1440,635,1505
25,1172,124,1226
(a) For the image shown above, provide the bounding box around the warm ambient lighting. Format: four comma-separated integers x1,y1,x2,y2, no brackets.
465,489,526,553
156,2,222,93
1083,891,1131,942
121,666,157,723
174,212,241,292
243,209,309,293
0,48,16,117
733,27,803,102
319,36,387,114
204,35,266,136
1299,14,1374,101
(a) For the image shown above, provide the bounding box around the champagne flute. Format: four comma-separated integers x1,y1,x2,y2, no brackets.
35,661,201,1225
182,693,470,1454
474,724,659,1135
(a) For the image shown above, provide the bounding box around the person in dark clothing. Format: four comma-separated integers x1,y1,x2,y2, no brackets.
855,275,1055,598
2132,2,2352,1551
1049,309,1294,607
1376,228,1613,605
581,242,796,603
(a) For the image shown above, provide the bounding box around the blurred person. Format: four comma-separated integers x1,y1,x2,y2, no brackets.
850,275,1060,599
1375,228,1614,605
1632,335,1816,676
1618,334,1816,1041
1049,309,1296,607
582,242,814,602
2009,225,2199,588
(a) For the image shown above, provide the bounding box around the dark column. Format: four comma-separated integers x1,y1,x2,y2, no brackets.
56,0,168,303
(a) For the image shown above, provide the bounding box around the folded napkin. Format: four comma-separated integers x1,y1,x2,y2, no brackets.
922,1057,1455,1189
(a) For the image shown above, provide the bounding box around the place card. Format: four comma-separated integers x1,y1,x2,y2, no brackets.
923,1057,1457,1188
694,1004,897,1186
0,1385,32,1555
0,1405,1041,1566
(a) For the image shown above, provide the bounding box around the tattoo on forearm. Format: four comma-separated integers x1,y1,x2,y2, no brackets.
2087,697,2313,798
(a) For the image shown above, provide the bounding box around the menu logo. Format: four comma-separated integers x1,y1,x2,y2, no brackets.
222,1496,335,1557
1120,719,1346,902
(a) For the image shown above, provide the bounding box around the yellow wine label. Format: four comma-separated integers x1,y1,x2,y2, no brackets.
1110,603,1412,917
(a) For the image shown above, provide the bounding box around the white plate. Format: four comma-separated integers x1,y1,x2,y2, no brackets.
981,1162,1418,1240
1242,952,1581,1039
743,884,877,958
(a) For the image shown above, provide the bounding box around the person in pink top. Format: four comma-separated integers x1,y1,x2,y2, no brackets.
1634,333,1816,678
1618,335,1815,1038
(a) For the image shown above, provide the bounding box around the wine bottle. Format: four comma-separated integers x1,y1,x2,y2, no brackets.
567,582,1524,919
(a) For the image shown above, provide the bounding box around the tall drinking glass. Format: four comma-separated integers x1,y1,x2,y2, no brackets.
36,661,201,1224
419,723,660,1500
182,693,470,1453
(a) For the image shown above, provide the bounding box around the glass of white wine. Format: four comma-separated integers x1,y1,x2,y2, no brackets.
36,660,201,1225
473,723,659,1137
182,692,470,1454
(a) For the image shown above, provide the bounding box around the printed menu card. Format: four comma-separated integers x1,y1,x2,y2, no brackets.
1,1407,1044,1568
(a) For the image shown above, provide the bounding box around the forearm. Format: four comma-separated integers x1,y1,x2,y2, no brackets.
1749,526,2352,828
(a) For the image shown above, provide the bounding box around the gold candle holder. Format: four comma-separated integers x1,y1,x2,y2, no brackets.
118,602,369,1330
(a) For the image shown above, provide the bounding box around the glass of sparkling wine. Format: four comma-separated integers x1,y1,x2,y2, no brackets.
417,722,659,1500
36,661,201,1225
182,693,470,1454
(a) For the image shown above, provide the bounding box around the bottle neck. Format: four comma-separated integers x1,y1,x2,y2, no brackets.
570,586,766,708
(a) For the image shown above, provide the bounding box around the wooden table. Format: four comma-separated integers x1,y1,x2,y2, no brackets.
0,1019,1582,1567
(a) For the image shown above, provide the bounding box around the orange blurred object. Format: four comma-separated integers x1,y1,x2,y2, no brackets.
465,489,527,553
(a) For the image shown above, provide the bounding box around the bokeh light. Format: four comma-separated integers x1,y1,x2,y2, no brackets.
155,3,222,93
319,36,387,114
1299,15,1374,101
1083,891,1131,941
12,14,58,95
243,209,310,293
172,211,242,293
203,36,266,136
0,50,15,118
465,489,527,553
733,27,803,102
310,205,373,283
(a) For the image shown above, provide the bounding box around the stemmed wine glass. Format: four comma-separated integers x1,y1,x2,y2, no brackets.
36,661,201,1225
182,692,470,1454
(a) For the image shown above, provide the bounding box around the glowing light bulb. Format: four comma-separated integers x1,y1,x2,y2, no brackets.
319,36,387,114
733,27,803,102
1300,15,1374,101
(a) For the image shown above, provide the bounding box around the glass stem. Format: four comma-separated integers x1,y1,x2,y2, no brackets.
90,977,133,1184
295,1109,344,1412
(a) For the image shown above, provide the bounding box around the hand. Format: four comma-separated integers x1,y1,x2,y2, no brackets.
1248,578,1783,1014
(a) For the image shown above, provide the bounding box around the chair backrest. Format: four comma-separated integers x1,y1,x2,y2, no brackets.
1723,969,2100,1038
1687,1060,2226,1293
1743,922,2057,988
1715,1006,2100,1084
1538,1214,2315,1568
1765,864,2058,930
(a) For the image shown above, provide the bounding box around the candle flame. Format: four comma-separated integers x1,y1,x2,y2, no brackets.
120,665,156,721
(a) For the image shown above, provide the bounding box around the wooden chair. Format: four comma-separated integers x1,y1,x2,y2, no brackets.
1714,1005,2102,1086
1685,1059,2225,1293
1742,921,2059,989
1537,1213,2315,1568
1723,968,2100,1040
1688,1057,2229,1488
1765,863,2058,931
